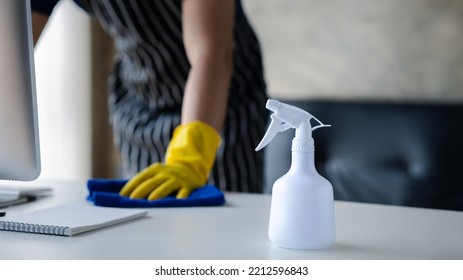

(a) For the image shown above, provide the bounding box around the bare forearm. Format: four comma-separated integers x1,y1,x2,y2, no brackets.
181,0,234,133
182,48,232,132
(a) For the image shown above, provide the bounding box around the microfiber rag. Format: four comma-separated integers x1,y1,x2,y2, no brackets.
86,179,226,207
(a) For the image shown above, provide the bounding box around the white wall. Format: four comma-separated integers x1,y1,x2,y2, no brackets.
34,1,92,180
244,0,463,102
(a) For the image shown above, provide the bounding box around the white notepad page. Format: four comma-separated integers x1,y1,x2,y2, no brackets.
0,203,148,236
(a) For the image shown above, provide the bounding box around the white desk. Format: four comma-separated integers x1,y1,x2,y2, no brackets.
0,180,462,260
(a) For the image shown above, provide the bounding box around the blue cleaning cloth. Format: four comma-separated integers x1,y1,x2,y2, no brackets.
86,179,226,207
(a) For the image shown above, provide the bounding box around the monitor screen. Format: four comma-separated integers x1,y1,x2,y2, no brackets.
0,0,41,181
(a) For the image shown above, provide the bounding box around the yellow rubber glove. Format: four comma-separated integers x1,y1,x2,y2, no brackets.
119,121,221,200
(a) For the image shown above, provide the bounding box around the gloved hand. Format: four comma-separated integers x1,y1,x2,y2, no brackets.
119,121,221,200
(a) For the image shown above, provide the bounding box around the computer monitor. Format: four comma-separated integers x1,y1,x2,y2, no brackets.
0,0,41,181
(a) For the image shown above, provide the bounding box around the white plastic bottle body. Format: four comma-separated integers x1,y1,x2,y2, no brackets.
268,151,336,250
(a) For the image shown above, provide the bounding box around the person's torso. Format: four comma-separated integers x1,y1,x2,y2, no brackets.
83,0,266,111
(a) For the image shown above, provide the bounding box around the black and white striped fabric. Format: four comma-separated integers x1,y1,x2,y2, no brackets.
33,0,268,193
85,0,268,193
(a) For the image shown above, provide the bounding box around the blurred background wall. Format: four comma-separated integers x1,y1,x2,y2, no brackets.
244,0,463,102
35,0,117,180
35,0,92,180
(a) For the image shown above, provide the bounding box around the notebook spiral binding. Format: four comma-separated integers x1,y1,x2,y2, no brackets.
0,221,68,235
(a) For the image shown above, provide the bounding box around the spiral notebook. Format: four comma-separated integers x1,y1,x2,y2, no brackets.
0,203,148,236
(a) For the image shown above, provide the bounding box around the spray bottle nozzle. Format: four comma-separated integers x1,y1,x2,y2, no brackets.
266,99,281,112
255,99,330,151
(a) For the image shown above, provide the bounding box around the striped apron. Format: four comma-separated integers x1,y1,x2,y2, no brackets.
88,0,268,193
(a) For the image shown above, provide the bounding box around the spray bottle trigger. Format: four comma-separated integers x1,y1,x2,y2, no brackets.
255,114,291,151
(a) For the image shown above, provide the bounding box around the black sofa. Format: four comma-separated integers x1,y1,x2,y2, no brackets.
263,99,463,211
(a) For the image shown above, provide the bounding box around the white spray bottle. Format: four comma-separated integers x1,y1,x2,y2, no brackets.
256,99,335,250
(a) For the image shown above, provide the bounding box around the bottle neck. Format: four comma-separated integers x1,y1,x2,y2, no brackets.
290,138,317,172
291,137,314,153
